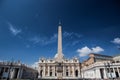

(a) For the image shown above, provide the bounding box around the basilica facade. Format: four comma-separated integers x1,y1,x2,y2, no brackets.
38,23,81,79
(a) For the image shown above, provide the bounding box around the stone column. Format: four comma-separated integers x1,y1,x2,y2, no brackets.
10,67,13,79
69,66,71,76
55,65,57,76
17,68,21,79
63,65,65,77
53,66,55,76
38,67,41,78
43,65,45,77
19,68,23,79
72,66,75,77
113,68,115,78
78,66,80,77
68,66,70,76
103,68,108,79
48,66,50,76
117,67,120,77
11,68,15,79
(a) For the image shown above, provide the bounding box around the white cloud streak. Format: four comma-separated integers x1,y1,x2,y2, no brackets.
63,31,82,46
63,31,82,38
29,31,82,46
77,46,104,57
8,23,21,36
29,33,58,45
112,38,120,44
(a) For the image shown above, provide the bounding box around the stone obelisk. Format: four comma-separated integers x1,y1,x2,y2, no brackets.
58,24,62,54
55,21,64,62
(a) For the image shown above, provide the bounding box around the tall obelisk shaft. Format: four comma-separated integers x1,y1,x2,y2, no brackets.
58,26,62,54
54,22,64,62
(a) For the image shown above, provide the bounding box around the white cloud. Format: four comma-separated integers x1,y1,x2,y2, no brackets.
72,40,80,46
63,32,73,37
112,38,120,44
29,36,43,44
77,46,91,57
50,33,57,40
63,31,82,46
29,33,57,45
31,61,39,68
29,31,82,46
77,46,104,57
45,33,57,44
8,23,21,36
92,46,104,53
63,31,82,38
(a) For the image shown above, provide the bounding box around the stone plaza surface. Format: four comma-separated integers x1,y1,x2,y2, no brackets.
1,78,120,80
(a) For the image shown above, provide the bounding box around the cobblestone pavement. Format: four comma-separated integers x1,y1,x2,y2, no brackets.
1,78,120,80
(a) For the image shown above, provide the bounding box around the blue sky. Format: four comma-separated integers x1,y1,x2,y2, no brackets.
0,0,120,65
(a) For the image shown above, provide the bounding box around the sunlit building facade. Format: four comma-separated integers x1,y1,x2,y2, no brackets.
81,53,120,79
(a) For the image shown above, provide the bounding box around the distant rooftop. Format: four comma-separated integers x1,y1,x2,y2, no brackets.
89,53,113,58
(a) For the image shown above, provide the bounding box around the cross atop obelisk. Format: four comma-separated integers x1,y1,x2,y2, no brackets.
54,21,64,62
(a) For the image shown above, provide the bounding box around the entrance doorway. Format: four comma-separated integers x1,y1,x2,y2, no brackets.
100,68,104,79
75,70,78,77
114,68,119,78
115,71,119,78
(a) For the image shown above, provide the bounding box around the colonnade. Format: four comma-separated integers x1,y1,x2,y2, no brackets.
0,67,22,79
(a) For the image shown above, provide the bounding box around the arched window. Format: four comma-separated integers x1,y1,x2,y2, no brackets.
75,70,78,77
